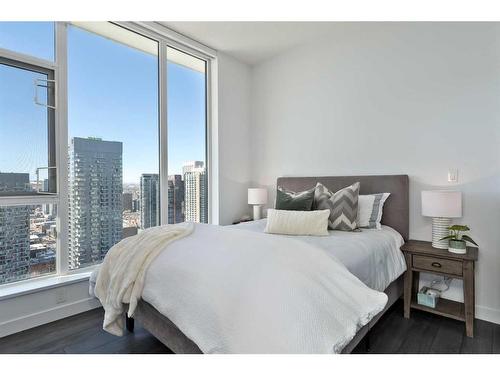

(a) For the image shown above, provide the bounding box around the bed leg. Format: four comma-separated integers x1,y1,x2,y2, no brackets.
126,315,135,333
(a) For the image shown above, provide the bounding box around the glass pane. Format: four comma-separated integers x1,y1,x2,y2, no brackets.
0,202,57,285
67,23,159,269
167,47,207,224
0,22,55,61
0,61,54,195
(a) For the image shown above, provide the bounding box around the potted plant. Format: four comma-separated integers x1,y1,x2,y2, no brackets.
440,225,478,254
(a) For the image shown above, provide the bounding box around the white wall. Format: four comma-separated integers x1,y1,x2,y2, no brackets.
250,22,500,323
217,53,253,225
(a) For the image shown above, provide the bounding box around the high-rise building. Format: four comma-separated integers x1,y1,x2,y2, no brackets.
0,173,31,283
42,178,49,192
68,137,123,269
183,161,207,223
168,175,184,224
140,174,159,229
132,198,140,212
0,172,31,194
122,192,133,211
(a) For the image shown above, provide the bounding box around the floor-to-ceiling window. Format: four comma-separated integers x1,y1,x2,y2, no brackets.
0,21,213,285
67,23,159,270
167,47,207,224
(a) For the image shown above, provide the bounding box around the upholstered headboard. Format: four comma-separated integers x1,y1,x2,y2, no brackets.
276,175,409,240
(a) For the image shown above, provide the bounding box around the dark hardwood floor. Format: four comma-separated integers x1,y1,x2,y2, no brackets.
353,300,500,354
1,300,499,354
0,308,171,354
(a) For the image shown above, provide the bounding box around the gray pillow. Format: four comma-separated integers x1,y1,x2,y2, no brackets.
275,187,314,211
314,182,360,231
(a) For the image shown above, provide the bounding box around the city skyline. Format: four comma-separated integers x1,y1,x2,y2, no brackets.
0,172,56,284
0,22,207,183
65,137,206,271
0,140,208,283
0,22,208,284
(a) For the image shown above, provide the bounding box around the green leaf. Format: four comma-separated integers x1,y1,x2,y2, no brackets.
448,224,470,232
461,235,478,247
439,235,456,241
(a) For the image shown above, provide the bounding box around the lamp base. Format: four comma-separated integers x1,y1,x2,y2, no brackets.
432,217,452,249
253,205,262,220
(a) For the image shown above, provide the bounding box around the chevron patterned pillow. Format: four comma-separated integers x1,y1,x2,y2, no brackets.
314,182,360,231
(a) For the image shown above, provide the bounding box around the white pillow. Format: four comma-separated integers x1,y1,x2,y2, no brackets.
358,193,390,229
265,209,330,236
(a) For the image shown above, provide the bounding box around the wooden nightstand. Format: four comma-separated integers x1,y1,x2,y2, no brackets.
401,240,478,337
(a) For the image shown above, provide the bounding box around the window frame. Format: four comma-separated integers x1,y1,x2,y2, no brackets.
0,57,57,201
116,21,217,226
0,30,61,285
0,57,57,199
0,21,218,289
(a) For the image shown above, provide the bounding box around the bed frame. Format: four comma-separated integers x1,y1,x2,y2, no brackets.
128,174,409,353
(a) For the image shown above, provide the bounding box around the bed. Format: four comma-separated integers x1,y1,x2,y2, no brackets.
95,174,409,354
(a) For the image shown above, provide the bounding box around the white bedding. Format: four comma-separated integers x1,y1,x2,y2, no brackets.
234,219,406,291
139,223,388,353
94,222,194,335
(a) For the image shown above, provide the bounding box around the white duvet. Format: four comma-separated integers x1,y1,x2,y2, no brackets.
94,222,194,335
234,220,406,291
138,223,388,353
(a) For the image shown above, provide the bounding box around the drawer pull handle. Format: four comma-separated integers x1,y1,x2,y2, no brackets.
431,262,442,268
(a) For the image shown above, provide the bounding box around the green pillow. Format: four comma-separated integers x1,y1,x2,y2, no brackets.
275,187,315,211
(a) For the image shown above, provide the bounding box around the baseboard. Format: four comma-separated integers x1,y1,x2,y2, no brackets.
476,304,500,325
0,297,101,338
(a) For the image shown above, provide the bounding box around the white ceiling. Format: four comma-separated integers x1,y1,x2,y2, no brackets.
161,22,337,65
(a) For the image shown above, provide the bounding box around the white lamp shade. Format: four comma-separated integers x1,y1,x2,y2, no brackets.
421,190,462,218
248,188,267,205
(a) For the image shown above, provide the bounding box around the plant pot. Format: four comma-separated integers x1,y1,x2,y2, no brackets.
448,239,467,254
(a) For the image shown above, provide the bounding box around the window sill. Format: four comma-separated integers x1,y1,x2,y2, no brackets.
0,268,96,301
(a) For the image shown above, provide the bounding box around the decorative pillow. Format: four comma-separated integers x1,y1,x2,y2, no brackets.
275,186,314,211
314,182,360,231
358,193,391,229
265,209,330,236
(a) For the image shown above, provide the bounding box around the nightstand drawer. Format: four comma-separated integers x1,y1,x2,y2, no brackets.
412,255,462,276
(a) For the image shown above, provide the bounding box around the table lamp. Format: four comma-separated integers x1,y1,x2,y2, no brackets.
248,188,267,220
421,190,462,249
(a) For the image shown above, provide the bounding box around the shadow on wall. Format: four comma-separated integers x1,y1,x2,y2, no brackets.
219,176,252,225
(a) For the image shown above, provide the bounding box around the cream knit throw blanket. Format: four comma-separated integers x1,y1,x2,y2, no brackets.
94,222,194,335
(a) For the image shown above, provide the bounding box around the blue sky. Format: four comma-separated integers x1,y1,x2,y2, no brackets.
0,22,206,183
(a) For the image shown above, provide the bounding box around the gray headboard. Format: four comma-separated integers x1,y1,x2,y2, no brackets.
276,174,409,240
